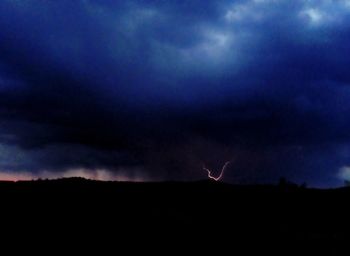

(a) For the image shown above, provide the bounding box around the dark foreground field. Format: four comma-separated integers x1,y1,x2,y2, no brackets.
0,178,348,253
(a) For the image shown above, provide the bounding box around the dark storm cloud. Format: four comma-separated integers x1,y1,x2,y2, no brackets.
1,0,350,186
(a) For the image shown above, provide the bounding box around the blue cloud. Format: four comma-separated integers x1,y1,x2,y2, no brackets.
0,0,350,186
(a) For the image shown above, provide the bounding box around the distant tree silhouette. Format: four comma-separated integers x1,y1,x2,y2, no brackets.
300,182,307,189
279,177,299,189
279,177,287,187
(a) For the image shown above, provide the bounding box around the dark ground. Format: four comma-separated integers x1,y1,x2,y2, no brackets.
0,178,348,254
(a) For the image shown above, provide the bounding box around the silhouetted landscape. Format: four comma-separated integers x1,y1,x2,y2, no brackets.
0,178,348,253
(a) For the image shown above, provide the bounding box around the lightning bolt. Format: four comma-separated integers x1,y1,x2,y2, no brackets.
202,161,231,182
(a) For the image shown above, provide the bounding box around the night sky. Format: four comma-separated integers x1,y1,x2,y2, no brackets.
1,0,350,187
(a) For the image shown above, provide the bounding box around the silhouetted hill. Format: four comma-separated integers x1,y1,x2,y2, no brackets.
0,178,348,254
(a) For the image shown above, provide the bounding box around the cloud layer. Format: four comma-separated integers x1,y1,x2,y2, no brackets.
1,0,350,186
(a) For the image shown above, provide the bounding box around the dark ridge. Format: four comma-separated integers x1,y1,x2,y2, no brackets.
0,178,348,253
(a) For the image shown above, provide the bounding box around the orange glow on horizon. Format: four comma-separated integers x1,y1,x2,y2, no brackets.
0,168,148,182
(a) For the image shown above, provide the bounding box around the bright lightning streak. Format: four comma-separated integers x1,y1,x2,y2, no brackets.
203,161,231,181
